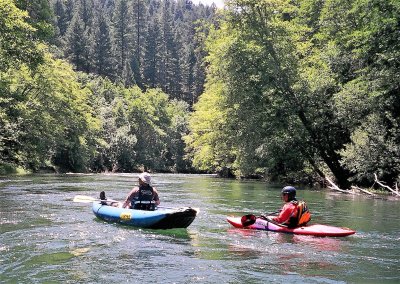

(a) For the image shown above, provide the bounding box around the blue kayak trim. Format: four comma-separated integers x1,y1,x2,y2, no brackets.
92,202,197,229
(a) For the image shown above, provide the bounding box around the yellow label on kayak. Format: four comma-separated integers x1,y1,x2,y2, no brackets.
120,212,131,220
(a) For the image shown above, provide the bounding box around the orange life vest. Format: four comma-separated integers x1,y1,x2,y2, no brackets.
294,200,311,226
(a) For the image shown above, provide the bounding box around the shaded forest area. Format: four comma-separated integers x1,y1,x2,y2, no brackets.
1,0,399,191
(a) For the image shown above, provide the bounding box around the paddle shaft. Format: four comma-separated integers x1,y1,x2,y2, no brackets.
73,195,186,210
264,210,281,216
73,195,118,203
259,215,287,227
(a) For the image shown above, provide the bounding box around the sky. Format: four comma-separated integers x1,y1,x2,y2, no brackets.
191,0,225,9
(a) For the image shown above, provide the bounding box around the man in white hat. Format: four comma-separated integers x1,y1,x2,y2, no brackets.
122,172,160,210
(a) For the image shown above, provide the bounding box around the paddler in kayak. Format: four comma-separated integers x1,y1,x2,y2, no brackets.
100,172,160,210
122,172,160,210
268,186,311,228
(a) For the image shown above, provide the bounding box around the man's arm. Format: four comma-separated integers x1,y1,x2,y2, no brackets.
122,187,139,208
272,203,296,224
153,188,160,205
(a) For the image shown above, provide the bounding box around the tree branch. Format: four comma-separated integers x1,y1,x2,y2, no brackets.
351,186,376,196
326,177,354,194
374,173,400,197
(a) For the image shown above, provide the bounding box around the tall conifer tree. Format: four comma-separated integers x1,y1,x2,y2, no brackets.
112,0,134,84
159,0,175,94
64,11,89,71
143,16,162,88
93,12,115,78
131,0,148,87
54,0,68,36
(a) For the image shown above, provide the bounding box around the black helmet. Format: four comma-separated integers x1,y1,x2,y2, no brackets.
282,186,296,195
281,186,296,201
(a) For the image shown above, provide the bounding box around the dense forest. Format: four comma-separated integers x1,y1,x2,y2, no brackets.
51,0,217,103
1,0,399,189
1,0,216,174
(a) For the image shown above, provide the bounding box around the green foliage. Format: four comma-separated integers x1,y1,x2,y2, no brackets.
187,0,400,186
341,115,400,184
187,1,326,180
84,76,191,173
330,0,400,185
127,87,176,171
0,0,44,169
2,53,99,171
0,0,44,71
166,99,192,172
185,78,233,173
15,0,55,41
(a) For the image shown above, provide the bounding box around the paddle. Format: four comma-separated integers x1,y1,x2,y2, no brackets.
241,214,257,227
240,211,282,227
73,195,118,203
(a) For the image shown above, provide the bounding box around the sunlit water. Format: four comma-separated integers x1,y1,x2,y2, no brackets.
1,174,399,283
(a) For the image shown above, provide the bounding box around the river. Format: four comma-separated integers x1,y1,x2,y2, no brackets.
1,173,399,283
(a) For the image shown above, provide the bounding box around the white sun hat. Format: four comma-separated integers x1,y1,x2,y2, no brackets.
138,172,152,185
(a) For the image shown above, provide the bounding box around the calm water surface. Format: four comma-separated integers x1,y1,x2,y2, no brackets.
1,174,399,283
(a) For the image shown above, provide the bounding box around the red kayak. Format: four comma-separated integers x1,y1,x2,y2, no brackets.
227,216,356,237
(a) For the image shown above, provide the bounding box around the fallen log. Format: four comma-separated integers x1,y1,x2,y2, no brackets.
325,175,399,198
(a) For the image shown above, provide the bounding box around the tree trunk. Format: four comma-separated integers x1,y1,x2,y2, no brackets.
297,111,351,189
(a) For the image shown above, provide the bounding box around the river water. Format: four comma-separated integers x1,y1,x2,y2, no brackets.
1,173,399,283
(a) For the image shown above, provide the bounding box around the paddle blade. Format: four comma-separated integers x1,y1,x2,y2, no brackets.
73,195,97,203
241,214,257,227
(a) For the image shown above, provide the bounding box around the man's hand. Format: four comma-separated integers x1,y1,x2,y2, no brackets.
122,200,129,208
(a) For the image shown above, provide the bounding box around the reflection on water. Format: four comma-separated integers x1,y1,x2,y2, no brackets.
292,235,345,252
227,226,346,253
0,174,399,283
